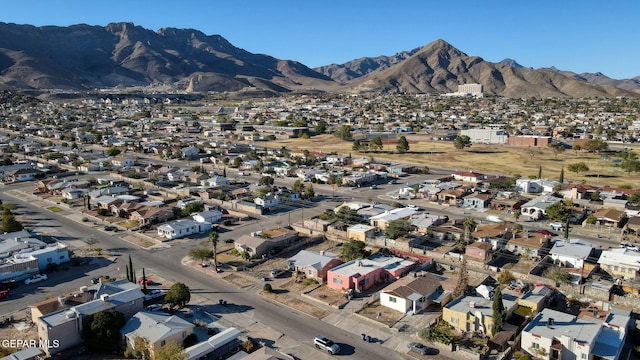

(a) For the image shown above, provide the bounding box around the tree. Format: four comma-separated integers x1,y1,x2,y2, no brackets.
303,183,315,199
209,231,220,271
154,341,187,360
453,135,472,150
513,210,521,222
582,139,608,152
559,166,564,184
335,206,358,224
189,248,213,263
384,219,413,240
619,151,640,174
334,125,353,141
127,255,135,283
548,142,566,159
165,282,191,309
497,270,515,285
314,121,327,134
82,309,126,351
452,258,469,298
627,192,640,205
371,136,383,152
544,267,572,286
396,136,410,153
1,207,23,233
341,239,370,261
545,200,573,221
567,162,589,176
105,147,122,156
572,144,582,154
590,190,601,202
352,139,362,151
181,201,204,217
537,166,542,179
258,176,274,186
124,336,150,360
141,267,148,291
463,216,477,244
492,286,506,336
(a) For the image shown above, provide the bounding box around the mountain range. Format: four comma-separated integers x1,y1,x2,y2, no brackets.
0,22,637,98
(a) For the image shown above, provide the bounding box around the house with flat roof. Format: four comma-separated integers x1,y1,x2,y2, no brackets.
369,207,417,230
597,248,640,280
157,220,211,240
36,280,144,355
442,294,518,335
520,195,563,220
521,308,630,360
549,239,594,269
326,255,415,293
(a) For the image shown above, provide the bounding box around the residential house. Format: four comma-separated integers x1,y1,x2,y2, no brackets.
201,175,229,187
326,255,415,293
472,222,512,250
514,284,554,316
463,193,494,209
380,273,451,314
452,171,485,184
369,207,417,230
465,242,494,262
121,312,194,358
429,219,466,242
192,210,222,224
597,248,640,280
254,194,280,210
287,250,343,284
549,239,594,269
347,224,376,242
234,228,298,259
157,220,211,240
129,206,174,227
520,195,563,220
61,188,86,200
506,232,553,258
437,187,470,205
516,178,559,194
560,183,600,200
176,198,202,210
111,156,135,168
36,280,144,355
592,208,626,228
442,294,518,335
625,216,640,235
180,146,199,159
186,172,208,185
521,308,630,360
410,213,448,234
184,327,242,360
7,168,41,183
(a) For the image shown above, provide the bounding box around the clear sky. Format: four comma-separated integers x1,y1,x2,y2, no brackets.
3,1,638,79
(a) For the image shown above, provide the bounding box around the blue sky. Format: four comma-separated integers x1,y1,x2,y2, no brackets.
3,1,638,79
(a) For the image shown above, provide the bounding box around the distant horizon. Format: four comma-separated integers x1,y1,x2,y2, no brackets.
2,1,638,80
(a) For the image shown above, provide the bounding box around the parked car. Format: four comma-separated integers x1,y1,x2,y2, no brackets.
138,278,153,285
144,289,165,300
314,336,340,355
537,229,555,236
104,225,117,231
91,275,112,284
408,342,438,355
550,222,565,231
24,274,47,285
0,289,9,300
144,304,163,312
620,243,640,251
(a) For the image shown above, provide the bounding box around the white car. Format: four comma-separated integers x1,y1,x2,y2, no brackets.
24,274,48,285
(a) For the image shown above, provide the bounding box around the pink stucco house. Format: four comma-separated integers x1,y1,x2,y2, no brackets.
326,255,415,294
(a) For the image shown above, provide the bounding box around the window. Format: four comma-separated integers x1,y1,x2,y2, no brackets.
389,296,396,303
161,340,166,347
46,257,52,263
182,331,187,339
332,278,343,285
450,317,458,324
60,256,65,260
532,343,539,349
308,270,313,276
581,354,587,360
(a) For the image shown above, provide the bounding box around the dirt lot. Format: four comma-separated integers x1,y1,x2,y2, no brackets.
260,289,331,319
266,135,640,188
356,300,405,327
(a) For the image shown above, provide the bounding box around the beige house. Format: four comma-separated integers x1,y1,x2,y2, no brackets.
35,281,144,355
121,311,194,358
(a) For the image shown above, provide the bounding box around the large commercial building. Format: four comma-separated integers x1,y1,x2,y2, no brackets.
460,128,508,144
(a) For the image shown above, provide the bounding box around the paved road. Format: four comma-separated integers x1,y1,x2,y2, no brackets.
0,188,409,360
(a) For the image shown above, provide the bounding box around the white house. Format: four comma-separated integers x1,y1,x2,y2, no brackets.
157,220,211,240
521,308,630,360
549,239,594,269
520,195,563,220
201,176,229,187
111,156,135,168
192,210,222,224
254,194,280,209
380,273,450,314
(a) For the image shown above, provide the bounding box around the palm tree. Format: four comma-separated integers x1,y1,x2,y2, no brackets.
209,231,220,272
463,216,477,244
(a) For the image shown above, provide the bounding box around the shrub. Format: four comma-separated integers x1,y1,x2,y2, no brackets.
182,333,198,347
97,208,109,216
302,278,318,286
81,217,89,222
263,283,273,293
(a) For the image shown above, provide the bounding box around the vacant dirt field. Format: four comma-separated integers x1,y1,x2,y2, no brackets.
266,135,640,188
